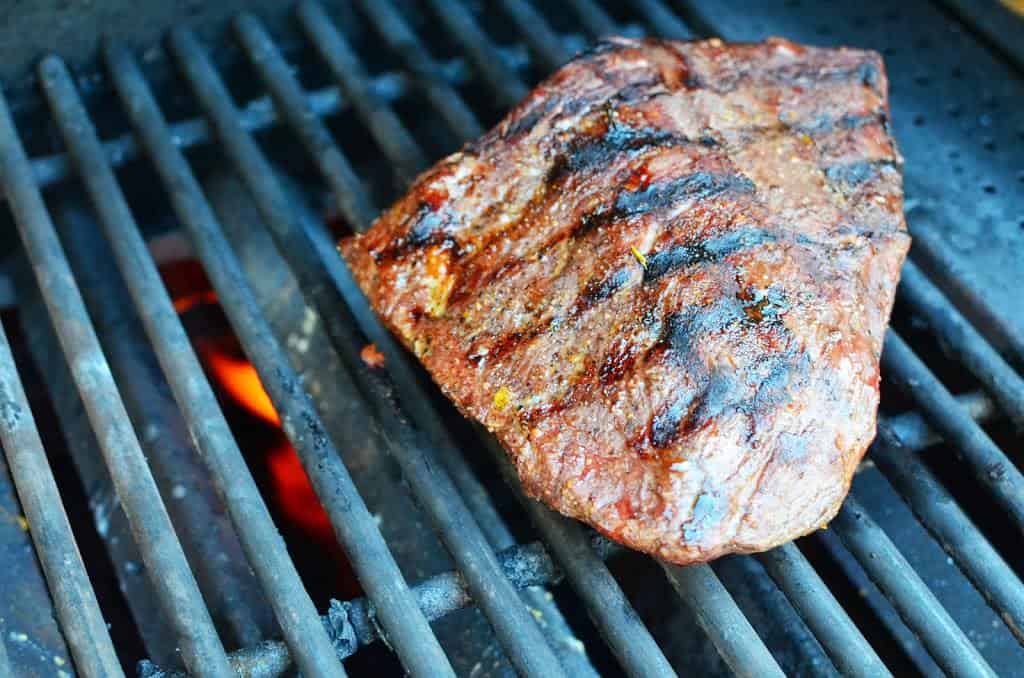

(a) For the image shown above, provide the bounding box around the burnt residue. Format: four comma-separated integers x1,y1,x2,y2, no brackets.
407,205,447,246
750,352,803,411
644,227,776,283
688,371,737,433
790,108,885,136
836,111,885,130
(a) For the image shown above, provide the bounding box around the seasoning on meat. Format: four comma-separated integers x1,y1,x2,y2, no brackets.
341,37,910,565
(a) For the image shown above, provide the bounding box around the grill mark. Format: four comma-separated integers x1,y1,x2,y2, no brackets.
545,120,692,186
372,201,459,263
478,226,774,375
651,393,698,448
562,170,757,246
502,97,557,139
824,159,898,187
614,171,756,217
788,109,885,136
468,320,552,366
575,268,632,315
523,283,798,443
478,266,632,366
644,227,776,283
645,333,800,450
599,339,641,387
770,59,882,94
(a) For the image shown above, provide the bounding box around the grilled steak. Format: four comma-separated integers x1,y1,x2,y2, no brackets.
341,37,909,564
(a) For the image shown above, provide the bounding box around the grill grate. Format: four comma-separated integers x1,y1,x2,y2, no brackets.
0,0,1021,676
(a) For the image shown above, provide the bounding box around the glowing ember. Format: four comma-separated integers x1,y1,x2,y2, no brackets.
360,343,386,369
266,442,334,541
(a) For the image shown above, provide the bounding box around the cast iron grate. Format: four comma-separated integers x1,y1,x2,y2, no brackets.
0,0,1021,676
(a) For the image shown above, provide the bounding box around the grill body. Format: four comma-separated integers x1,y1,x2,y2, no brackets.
0,1,1021,676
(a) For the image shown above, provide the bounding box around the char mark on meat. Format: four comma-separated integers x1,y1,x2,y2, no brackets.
340,37,909,565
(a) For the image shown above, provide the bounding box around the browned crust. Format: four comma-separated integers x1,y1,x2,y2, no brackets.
341,37,909,564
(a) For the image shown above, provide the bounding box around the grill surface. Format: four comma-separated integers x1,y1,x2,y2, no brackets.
0,1,1021,676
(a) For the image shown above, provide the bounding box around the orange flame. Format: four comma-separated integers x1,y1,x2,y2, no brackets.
201,347,333,542
266,442,334,540
162,257,342,558
203,349,280,427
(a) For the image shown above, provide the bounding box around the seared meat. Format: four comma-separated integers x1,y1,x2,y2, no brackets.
341,37,909,564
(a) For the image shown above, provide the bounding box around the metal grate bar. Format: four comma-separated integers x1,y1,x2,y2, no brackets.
293,5,674,675
295,2,427,185
496,0,575,68
423,3,793,671
0,318,124,678
908,227,1024,369
628,0,697,40
35,55,345,678
424,0,530,107
888,390,994,449
0,90,233,678
226,17,575,678
350,0,484,139
0,630,10,677
232,15,376,229
146,540,575,678
103,40,453,678
21,51,521,194
481,434,678,678
661,563,785,678
871,418,1024,642
934,0,1024,74
831,497,997,678
883,330,1024,532
295,205,600,676
756,544,892,678
165,22,566,678
168,20,578,677
141,388,1004,674
564,0,620,38
898,261,1024,428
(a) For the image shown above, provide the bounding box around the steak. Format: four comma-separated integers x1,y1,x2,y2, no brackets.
341,37,910,564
